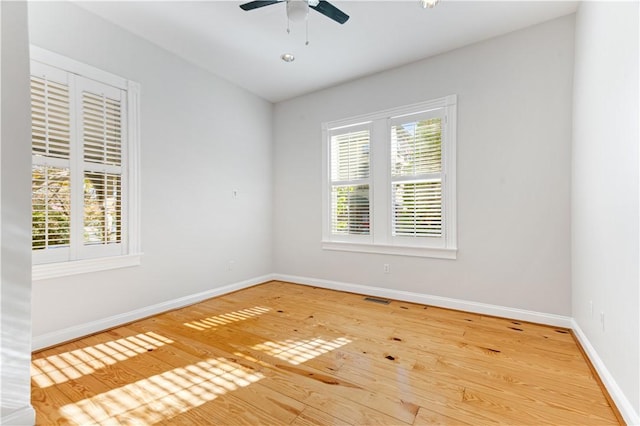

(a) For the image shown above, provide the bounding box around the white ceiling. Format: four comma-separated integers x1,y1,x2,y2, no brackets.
75,0,578,102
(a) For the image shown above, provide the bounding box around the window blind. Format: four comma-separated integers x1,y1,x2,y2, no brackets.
31,76,71,159
330,129,371,236
32,166,71,250
331,129,370,181
83,92,122,166
392,180,442,237
390,117,443,237
84,172,122,245
31,76,72,250
82,90,123,246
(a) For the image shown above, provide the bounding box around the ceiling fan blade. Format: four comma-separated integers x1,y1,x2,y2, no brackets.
309,1,349,24
239,1,282,11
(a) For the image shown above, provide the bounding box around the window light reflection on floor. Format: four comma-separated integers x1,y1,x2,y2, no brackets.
59,357,264,425
252,337,352,365
183,306,270,331
31,332,173,388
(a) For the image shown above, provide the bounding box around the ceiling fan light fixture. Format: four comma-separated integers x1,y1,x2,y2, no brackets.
420,0,439,9
287,0,309,22
281,53,295,62
239,0,349,25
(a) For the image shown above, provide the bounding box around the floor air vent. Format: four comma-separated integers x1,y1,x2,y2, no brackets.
363,296,391,305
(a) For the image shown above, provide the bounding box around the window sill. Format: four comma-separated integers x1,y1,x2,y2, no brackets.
321,241,457,259
32,253,142,281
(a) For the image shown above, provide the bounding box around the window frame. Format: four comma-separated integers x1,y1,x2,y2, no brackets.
30,46,142,280
321,95,457,259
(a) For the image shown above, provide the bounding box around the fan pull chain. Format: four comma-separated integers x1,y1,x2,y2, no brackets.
305,18,309,45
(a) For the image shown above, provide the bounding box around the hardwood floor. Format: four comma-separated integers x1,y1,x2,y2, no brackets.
31,281,622,425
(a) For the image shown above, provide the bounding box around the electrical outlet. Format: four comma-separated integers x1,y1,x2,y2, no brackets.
589,301,593,317
228,260,235,271
600,311,605,332
383,264,390,274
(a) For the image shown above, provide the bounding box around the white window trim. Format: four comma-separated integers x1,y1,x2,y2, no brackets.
321,95,457,259
32,254,142,281
30,46,142,280
321,241,457,259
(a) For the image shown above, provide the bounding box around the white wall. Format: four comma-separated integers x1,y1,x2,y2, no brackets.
572,1,640,420
0,1,36,424
273,16,575,315
28,2,273,341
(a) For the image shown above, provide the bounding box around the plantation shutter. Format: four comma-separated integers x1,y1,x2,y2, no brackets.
30,49,141,271
80,85,124,247
329,126,371,236
31,74,72,252
31,77,71,159
390,112,443,238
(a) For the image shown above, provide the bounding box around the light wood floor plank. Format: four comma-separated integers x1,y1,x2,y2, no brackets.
291,405,351,426
32,281,621,425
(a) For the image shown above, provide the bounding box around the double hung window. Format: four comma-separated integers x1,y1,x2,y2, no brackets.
322,95,457,258
30,47,141,279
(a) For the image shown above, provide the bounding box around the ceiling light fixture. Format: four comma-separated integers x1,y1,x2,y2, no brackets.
285,0,311,45
281,53,295,62
420,0,439,8
239,0,348,47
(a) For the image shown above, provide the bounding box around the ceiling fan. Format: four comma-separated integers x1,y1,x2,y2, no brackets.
239,0,350,25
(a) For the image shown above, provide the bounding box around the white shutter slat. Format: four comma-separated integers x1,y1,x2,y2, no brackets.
84,171,122,245
82,91,122,166
331,130,370,182
31,76,71,159
390,115,443,238
32,165,71,250
330,185,370,236
81,86,125,248
31,75,72,250
392,180,442,237
391,118,442,177
330,128,371,236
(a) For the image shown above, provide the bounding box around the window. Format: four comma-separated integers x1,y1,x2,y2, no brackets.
322,96,457,259
30,47,141,279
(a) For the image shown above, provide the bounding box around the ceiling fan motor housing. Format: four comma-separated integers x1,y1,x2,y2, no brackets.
287,0,309,22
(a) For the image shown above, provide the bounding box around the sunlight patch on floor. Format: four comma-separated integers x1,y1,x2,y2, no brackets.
252,337,352,365
31,332,173,388
183,306,270,331
58,357,264,425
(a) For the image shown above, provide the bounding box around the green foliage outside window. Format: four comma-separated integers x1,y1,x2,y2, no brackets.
32,166,71,249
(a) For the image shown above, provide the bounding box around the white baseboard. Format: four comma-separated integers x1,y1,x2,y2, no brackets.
31,274,274,351
1,405,36,426
273,273,573,328
32,272,572,351
571,319,640,426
